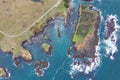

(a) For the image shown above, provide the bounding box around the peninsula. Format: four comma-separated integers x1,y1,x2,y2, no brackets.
72,4,101,59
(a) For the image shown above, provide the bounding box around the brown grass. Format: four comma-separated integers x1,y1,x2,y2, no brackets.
0,0,67,61
0,0,57,35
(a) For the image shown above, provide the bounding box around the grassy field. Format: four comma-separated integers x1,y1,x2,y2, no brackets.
0,0,67,61
72,5,97,43
72,4,99,51
0,0,58,35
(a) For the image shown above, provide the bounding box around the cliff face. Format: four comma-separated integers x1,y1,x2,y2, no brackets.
72,5,101,59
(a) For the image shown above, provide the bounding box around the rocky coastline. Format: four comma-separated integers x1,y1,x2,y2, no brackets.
42,43,53,56
72,5,101,63
73,15,100,59
46,45,53,56
104,17,116,40
12,49,33,64
0,67,9,79
34,60,49,77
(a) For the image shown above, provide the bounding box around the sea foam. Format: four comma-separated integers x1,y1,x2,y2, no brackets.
70,45,101,78
104,15,119,60
0,68,11,79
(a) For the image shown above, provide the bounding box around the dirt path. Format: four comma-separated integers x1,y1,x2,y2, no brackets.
0,0,61,38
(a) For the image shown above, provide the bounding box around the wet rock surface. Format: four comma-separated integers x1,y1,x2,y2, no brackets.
104,18,115,40
34,60,49,77
13,57,23,68
72,5,101,60
82,0,93,2
57,27,61,38
0,67,9,79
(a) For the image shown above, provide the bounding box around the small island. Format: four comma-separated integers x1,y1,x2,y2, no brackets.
72,4,100,60
42,43,53,56
104,17,116,40
0,67,9,79
13,56,23,68
34,60,49,77
12,49,33,64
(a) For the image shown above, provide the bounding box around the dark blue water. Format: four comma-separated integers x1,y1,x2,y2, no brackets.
0,0,120,80
0,0,81,80
93,0,120,80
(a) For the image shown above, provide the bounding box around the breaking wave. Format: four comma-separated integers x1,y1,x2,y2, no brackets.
70,45,101,78
104,15,119,60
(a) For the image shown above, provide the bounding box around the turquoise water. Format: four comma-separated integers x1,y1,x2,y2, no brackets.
0,0,120,80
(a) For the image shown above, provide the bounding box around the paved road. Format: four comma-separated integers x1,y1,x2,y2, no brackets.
0,0,61,38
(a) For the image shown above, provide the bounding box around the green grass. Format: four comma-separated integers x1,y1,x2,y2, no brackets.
88,25,93,34
72,33,84,42
72,5,97,43
42,43,50,51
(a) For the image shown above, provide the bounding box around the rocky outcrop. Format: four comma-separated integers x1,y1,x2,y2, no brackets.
104,18,115,40
0,67,9,79
72,5,101,60
34,60,49,77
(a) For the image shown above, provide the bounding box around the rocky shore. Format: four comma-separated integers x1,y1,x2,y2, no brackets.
72,5,101,62
104,17,116,40
0,67,9,79
103,15,118,60
34,60,49,77
15,16,59,66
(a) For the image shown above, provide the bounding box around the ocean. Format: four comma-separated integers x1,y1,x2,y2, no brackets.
93,0,120,80
0,0,120,80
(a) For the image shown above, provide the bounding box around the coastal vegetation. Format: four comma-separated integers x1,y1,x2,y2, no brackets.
42,43,50,52
63,0,69,8
0,0,67,62
72,5,96,43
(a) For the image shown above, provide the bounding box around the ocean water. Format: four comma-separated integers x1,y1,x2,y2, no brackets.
0,0,120,80
93,0,120,80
